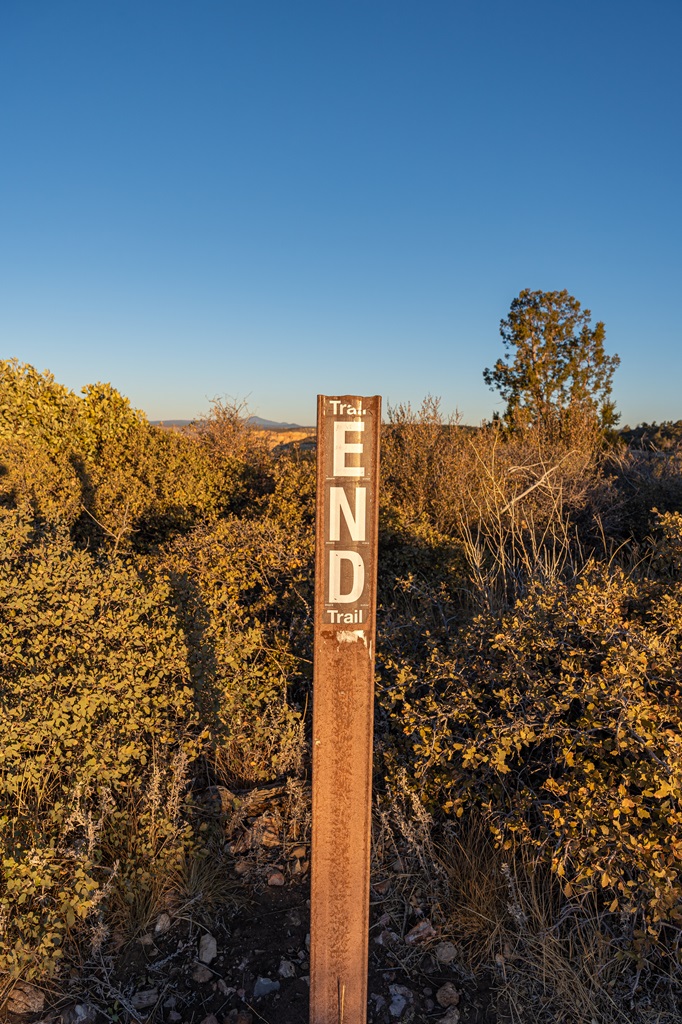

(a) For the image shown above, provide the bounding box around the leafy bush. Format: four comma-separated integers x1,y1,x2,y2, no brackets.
0,511,201,977
0,361,273,551
381,514,682,936
161,505,313,786
4,360,682,1012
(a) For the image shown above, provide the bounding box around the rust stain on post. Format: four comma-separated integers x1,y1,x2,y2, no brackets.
310,395,381,1024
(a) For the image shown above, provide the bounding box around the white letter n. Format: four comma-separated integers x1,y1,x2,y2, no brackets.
329,486,366,542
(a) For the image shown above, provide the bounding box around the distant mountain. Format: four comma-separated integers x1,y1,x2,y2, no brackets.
151,416,313,430
247,416,311,430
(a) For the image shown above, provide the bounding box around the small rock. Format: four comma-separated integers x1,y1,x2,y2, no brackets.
75,1005,98,1024
192,964,213,983
267,870,285,886
290,845,307,859
253,976,280,998
404,918,436,944
435,940,457,964
63,1004,97,1024
278,958,296,978
436,982,461,1008
370,993,387,1012
199,932,218,963
7,982,45,1016
388,983,412,1018
168,1013,182,1023
300,859,310,873
138,932,155,946
235,1013,253,1024
154,912,172,935
285,908,302,927
234,859,251,875
373,878,391,894
440,1010,461,1024
218,979,235,995
389,995,406,1018
131,989,159,1010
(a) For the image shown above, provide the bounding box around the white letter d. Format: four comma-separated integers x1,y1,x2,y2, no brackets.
328,550,365,603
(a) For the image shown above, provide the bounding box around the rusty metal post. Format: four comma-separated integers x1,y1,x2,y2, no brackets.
310,395,381,1024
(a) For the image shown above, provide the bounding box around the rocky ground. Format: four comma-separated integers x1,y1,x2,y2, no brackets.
6,887,494,1024
4,783,498,1024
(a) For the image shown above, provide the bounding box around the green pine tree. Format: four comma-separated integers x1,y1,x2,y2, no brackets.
483,289,620,433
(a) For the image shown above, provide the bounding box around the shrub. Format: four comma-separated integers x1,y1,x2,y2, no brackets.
382,516,682,937
161,503,313,787
0,511,201,977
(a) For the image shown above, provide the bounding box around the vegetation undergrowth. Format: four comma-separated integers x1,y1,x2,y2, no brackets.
2,355,682,1022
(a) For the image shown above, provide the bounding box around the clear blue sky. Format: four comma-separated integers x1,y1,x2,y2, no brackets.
2,1,680,426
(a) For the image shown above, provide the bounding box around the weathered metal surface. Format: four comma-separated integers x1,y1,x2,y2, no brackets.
310,395,381,1024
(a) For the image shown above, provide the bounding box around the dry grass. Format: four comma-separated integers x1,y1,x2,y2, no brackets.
431,814,681,1023
370,775,682,1024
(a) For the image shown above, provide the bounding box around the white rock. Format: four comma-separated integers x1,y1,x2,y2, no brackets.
440,1009,461,1024
389,984,412,1018
405,918,436,944
199,932,218,963
253,976,280,998
73,1005,98,1024
389,994,407,1017
63,1004,97,1024
154,912,172,935
278,959,297,978
435,940,457,963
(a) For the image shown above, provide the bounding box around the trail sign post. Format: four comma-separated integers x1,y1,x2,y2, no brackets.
310,395,381,1024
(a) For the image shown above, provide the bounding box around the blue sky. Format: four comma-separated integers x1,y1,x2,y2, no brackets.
1,1,680,426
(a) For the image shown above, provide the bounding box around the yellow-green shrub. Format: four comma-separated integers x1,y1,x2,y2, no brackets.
382,516,682,934
0,362,273,551
162,506,313,785
0,510,201,977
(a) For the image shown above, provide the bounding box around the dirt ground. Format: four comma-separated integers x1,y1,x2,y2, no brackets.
5,782,499,1024
27,881,496,1024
